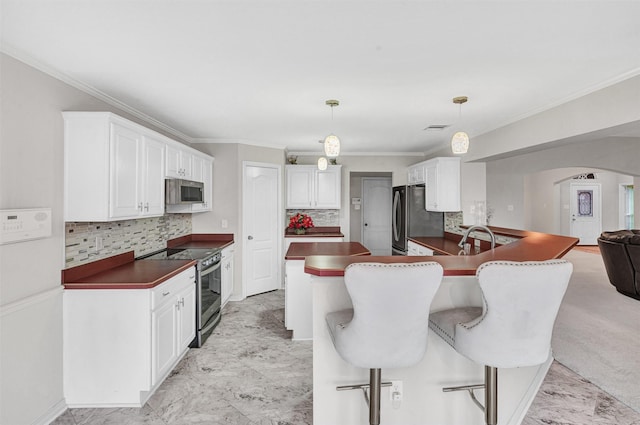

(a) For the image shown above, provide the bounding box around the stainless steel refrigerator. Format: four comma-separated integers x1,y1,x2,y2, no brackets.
392,185,444,255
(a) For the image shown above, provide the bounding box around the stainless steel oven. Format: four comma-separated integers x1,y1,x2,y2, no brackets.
196,251,222,347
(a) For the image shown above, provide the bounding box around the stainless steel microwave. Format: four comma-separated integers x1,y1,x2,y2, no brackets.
166,179,204,205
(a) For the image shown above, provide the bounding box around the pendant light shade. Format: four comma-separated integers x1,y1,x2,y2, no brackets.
324,99,340,158
451,96,470,155
451,131,469,154
317,157,328,170
324,134,340,157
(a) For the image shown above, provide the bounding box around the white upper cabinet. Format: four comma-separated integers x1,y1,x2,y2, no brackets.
286,165,341,209
166,154,213,213
166,144,194,179
64,112,166,221
423,157,461,212
109,126,166,219
64,112,213,221
407,163,426,185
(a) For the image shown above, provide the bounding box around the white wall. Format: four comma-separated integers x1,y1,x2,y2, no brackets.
466,75,640,163
191,143,285,299
486,136,640,230
0,53,194,425
523,168,632,235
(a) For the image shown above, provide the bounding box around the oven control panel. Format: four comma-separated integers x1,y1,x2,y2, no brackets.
1,208,52,245
201,252,222,268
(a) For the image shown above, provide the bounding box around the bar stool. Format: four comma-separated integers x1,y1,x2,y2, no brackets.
326,262,443,425
428,260,573,425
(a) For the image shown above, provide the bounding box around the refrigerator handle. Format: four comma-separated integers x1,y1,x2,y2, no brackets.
392,191,400,241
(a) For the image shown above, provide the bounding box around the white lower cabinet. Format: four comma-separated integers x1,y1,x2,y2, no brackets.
64,267,196,407
407,240,434,256
151,276,196,384
284,236,343,338
221,244,235,306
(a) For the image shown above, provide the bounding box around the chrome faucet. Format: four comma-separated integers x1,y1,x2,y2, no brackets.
458,225,496,250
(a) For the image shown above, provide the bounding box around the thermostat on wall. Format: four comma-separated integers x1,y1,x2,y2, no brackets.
0,208,52,245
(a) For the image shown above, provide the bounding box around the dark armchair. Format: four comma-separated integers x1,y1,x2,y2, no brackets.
597,230,640,300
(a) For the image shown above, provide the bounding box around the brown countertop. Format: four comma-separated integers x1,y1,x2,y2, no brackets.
285,226,344,238
285,242,370,260
62,233,233,289
167,233,234,249
62,252,196,290
304,227,579,277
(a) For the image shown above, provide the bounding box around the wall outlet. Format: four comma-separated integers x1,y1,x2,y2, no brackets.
95,236,104,251
390,380,403,401
221,219,228,229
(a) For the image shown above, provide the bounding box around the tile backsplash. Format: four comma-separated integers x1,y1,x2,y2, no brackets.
65,214,192,268
444,211,517,245
286,209,340,227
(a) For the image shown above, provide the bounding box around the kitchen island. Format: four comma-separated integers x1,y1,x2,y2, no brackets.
285,241,369,340
306,228,578,425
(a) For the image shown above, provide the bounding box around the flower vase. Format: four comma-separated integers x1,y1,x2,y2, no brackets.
295,228,306,235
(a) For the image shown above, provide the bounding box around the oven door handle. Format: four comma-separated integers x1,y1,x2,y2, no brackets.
200,261,222,275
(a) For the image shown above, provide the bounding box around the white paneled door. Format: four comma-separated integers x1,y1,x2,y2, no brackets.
243,162,282,297
570,182,602,245
362,177,392,255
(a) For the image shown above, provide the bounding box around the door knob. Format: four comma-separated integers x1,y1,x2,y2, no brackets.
248,235,254,240
364,223,368,227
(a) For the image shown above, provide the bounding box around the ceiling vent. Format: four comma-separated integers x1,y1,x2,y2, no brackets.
423,124,450,131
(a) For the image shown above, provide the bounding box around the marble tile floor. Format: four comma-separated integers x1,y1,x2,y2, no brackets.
52,289,640,425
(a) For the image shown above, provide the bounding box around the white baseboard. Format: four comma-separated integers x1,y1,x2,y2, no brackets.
32,399,67,425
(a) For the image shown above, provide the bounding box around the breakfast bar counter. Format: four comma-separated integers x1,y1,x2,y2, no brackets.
307,228,578,425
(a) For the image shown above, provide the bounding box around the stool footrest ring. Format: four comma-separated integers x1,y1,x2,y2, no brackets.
336,381,392,412
336,382,392,391
443,383,486,413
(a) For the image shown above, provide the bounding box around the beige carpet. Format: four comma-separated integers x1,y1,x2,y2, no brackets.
552,249,640,412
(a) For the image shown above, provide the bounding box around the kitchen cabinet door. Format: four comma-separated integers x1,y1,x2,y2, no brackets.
408,162,426,185
315,167,341,208
110,123,143,218
425,157,461,212
110,126,166,219
286,167,314,208
189,157,213,212
177,283,196,350
166,143,194,179
141,136,166,216
152,298,178,385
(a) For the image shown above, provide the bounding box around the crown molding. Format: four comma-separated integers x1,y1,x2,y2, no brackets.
1,45,196,144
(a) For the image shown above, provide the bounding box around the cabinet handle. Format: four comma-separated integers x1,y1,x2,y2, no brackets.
144,202,149,211
162,291,170,296
138,202,143,211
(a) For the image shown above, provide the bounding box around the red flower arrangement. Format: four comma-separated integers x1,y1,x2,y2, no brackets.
288,213,314,234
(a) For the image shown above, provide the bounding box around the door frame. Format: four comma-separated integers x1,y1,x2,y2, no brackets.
569,181,602,245
361,177,392,255
241,161,283,300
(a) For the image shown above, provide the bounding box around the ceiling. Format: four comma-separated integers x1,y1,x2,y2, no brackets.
2,1,640,155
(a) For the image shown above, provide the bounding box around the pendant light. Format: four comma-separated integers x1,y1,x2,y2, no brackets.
324,99,340,157
317,156,328,170
451,96,469,155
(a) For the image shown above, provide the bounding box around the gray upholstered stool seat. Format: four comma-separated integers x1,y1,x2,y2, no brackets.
428,260,573,425
326,262,444,425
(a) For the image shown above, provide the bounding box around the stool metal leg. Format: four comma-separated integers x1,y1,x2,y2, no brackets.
369,368,381,425
485,366,498,425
